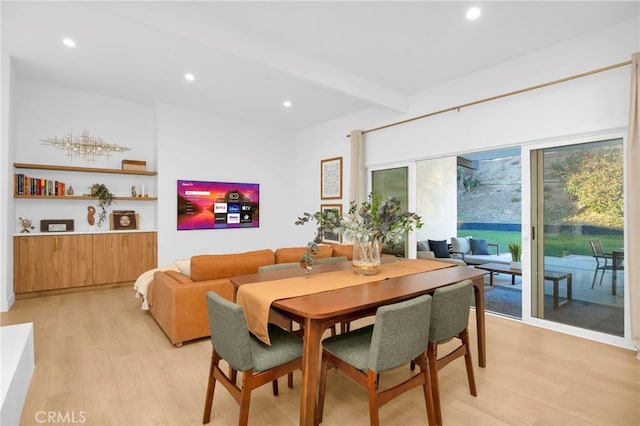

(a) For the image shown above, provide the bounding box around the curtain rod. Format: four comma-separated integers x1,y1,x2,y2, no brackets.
348,60,632,137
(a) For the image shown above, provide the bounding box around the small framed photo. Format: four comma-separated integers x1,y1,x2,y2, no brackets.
320,157,343,200
320,204,342,244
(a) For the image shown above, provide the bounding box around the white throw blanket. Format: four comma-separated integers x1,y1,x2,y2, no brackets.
133,264,180,310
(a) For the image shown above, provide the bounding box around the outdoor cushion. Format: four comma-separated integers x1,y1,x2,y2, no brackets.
428,239,450,258
451,237,471,254
470,238,490,255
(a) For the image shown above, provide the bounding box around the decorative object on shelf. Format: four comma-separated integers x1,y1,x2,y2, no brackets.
121,159,147,171
296,193,422,276
508,241,522,270
67,185,74,195
40,130,130,161
87,183,114,228
320,157,343,200
40,219,74,232
131,186,137,197
111,210,137,230
87,206,96,226
18,217,35,233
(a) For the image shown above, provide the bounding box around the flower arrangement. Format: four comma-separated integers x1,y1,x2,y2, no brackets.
296,193,423,274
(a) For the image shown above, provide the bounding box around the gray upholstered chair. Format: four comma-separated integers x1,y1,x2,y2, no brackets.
317,294,435,426
428,280,477,425
314,255,348,264
257,262,300,273
202,292,303,426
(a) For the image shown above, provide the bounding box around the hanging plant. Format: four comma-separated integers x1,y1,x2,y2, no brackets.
87,183,114,228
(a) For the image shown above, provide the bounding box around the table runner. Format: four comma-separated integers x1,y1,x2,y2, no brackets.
236,259,453,344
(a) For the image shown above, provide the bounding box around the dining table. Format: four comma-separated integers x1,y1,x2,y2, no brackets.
231,260,488,426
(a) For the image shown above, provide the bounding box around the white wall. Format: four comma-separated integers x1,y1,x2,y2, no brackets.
294,18,638,213
13,78,157,231
155,103,298,266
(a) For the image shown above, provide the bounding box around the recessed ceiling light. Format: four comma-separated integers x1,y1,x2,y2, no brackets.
185,73,195,81
283,100,292,108
466,7,481,20
62,38,76,48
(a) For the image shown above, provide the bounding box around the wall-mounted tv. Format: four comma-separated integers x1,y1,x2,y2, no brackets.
177,180,260,230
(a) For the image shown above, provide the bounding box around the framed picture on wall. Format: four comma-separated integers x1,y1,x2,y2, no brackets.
320,204,342,244
320,156,343,200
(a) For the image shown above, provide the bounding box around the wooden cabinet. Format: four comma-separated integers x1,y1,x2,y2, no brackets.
14,232,157,294
13,234,93,293
93,232,157,285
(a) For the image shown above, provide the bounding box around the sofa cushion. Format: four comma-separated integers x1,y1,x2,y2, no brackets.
174,259,191,277
329,243,354,260
451,237,471,254
428,239,450,258
470,238,490,255
417,241,429,252
190,249,275,281
275,245,333,264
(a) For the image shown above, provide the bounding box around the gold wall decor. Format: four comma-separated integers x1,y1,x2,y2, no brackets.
40,130,130,161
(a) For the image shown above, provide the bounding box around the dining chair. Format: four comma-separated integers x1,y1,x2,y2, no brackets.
314,255,348,264
317,294,435,426
427,280,477,425
589,240,614,289
202,291,303,426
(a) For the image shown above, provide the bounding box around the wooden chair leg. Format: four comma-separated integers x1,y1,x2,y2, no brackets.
287,372,293,388
367,370,380,426
427,342,442,426
415,353,436,426
272,378,279,396
460,329,477,396
238,371,253,426
316,353,331,424
203,352,219,424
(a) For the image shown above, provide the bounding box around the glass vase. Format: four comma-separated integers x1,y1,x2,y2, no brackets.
352,237,381,276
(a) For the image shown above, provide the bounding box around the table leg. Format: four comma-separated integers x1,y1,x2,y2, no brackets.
489,271,494,286
471,277,486,368
299,318,325,426
552,279,559,310
567,274,572,302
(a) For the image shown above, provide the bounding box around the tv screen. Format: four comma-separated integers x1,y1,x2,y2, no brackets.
177,180,260,230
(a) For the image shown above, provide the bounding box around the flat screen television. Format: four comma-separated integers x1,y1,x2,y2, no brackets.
177,180,260,230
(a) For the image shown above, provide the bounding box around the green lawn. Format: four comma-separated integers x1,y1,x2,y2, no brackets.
457,230,623,257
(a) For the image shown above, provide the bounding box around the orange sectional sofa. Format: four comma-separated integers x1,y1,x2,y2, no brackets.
148,245,345,346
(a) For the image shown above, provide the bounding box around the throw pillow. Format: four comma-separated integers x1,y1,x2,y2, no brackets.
470,238,490,255
451,237,471,254
417,241,429,252
428,239,451,258
174,259,191,277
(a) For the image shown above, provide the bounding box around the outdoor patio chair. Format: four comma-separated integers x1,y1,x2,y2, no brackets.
589,240,614,289
202,291,303,426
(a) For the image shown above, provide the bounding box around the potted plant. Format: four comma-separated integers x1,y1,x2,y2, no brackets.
508,241,522,270
296,193,423,275
88,183,114,228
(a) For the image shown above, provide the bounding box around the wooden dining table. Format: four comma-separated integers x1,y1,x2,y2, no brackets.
231,261,487,426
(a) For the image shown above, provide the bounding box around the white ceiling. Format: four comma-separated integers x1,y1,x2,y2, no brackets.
3,1,639,131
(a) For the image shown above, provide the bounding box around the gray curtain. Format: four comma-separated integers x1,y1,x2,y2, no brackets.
627,53,639,355
349,130,366,204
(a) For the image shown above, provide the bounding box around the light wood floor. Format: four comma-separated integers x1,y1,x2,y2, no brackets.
1,286,639,426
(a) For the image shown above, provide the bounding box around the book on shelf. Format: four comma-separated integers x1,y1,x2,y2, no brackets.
13,173,65,197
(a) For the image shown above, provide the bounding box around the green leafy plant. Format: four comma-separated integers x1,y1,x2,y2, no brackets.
295,193,423,265
87,183,114,228
508,241,522,262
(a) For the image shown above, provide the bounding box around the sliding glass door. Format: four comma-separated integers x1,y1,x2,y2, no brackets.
531,139,624,336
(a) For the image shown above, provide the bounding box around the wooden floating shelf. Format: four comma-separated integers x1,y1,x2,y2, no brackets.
14,162,157,176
